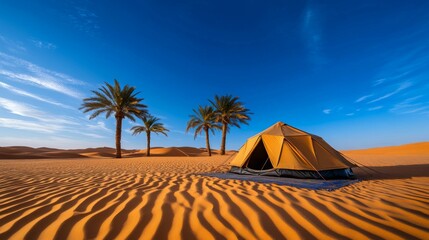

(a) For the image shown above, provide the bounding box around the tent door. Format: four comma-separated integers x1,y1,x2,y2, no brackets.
245,140,273,170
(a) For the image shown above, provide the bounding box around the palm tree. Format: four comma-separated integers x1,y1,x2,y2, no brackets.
131,115,169,156
186,105,221,156
80,79,148,158
210,95,251,155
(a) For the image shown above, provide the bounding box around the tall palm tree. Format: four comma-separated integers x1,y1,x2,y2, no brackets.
80,79,148,158
210,95,251,155
186,105,221,156
131,115,169,156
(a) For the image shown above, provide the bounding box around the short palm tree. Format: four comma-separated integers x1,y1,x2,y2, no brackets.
186,105,221,156
131,115,169,156
80,79,148,158
210,95,251,155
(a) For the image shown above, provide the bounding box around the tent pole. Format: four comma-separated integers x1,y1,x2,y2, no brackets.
262,138,279,168
261,157,269,171
244,136,262,168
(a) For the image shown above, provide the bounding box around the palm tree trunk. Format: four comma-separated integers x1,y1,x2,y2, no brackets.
205,128,211,156
220,123,227,155
146,131,151,157
115,116,122,158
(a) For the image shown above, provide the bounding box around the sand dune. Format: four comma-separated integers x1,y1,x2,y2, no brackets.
0,146,86,159
0,143,428,239
342,142,429,168
343,142,429,156
133,147,236,157
0,146,226,159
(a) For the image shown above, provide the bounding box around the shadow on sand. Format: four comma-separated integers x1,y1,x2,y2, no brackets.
354,164,429,180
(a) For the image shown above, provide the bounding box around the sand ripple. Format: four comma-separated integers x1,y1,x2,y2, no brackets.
0,155,428,240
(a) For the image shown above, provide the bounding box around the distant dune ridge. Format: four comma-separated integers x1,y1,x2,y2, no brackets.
1,141,427,159
343,142,429,171
343,141,429,155
0,146,236,159
0,142,428,239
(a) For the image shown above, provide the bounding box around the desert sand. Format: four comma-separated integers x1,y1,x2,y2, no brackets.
0,143,428,239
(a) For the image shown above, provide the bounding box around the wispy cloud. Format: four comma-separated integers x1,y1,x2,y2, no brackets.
355,94,373,103
0,97,46,120
390,96,428,114
373,78,385,86
0,35,26,52
81,133,106,139
354,79,427,115
301,2,325,66
0,97,76,125
0,116,110,139
0,117,58,133
0,52,85,98
345,113,355,116
374,44,429,86
0,81,73,109
0,49,106,143
69,7,100,34
368,106,383,111
322,109,331,114
349,29,429,116
0,135,106,148
170,129,186,135
0,98,110,139
367,81,412,103
31,40,56,49
86,121,111,132
373,71,410,86
400,106,429,114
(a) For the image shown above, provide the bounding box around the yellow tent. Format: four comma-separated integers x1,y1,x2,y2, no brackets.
229,122,356,179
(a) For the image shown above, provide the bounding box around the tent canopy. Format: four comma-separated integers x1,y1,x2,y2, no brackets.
229,122,356,179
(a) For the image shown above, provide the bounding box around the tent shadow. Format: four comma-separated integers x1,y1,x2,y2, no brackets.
354,164,429,180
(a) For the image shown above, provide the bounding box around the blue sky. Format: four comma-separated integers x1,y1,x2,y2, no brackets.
0,0,428,150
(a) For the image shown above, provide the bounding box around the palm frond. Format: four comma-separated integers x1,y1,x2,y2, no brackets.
210,94,252,126
80,79,148,122
186,105,221,139
131,125,147,135
131,114,169,137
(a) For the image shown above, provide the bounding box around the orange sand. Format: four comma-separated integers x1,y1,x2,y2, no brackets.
0,143,428,239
